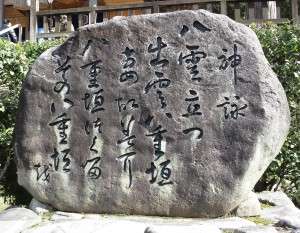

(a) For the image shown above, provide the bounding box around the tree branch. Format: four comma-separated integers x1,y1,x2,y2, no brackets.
0,150,13,181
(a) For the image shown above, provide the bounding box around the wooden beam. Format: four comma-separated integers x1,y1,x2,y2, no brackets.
206,3,212,12
43,16,49,33
192,4,198,10
30,0,39,41
89,0,97,24
25,11,30,40
55,15,60,32
236,18,289,25
115,10,121,16
67,14,72,32
220,0,227,15
276,0,281,19
128,9,134,16
36,32,72,39
291,0,299,24
262,1,268,19
4,0,13,5
103,11,108,22
247,2,255,20
0,0,4,26
78,13,83,27
36,0,222,16
234,3,240,21
153,5,160,13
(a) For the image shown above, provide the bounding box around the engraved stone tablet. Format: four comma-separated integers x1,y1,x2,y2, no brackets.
14,10,290,217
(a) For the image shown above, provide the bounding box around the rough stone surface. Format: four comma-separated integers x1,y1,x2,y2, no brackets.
202,217,256,230
29,198,54,213
261,206,300,229
235,192,262,217
234,226,278,233
14,10,290,217
22,219,148,233
0,207,41,233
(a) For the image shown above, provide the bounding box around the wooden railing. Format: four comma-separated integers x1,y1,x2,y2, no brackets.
0,24,23,43
31,0,299,41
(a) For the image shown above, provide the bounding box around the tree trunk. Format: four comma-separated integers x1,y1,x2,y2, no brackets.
0,151,12,181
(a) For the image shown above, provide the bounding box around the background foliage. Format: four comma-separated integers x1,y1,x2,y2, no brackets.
0,23,299,207
0,38,65,204
252,22,300,207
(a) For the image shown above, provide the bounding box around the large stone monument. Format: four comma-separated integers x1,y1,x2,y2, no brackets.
14,10,290,217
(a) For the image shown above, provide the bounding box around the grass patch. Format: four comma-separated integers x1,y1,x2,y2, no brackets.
39,211,55,220
245,217,273,226
261,203,273,209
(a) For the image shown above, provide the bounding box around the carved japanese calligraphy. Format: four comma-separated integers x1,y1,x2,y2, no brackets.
15,10,290,218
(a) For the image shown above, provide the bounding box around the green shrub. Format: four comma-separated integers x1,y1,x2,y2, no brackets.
252,22,300,206
0,38,65,205
0,40,29,204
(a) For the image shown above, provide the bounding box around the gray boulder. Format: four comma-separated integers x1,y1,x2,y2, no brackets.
261,205,300,229
14,9,290,217
0,207,41,233
29,198,54,213
257,191,295,207
235,192,262,217
258,191,300,229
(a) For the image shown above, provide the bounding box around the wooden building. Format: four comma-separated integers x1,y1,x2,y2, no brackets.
0,0,299,42
0,0,146,40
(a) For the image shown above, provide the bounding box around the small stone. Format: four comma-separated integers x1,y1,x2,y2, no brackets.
50,211,84,221
235,192,262,217
29,198,54,213
234,226,278,233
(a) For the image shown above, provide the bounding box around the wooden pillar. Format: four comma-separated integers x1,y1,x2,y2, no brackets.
247,2,255,20
206,3,212,12
30,0,39,41
276,0,281,19
153,5,160,13
291,0,299,24
262,1,269,19
234,3,241,21
43,16,49,33
25,11,30,40
0,0,3,27
89,0,97,24
220,0,227,15
267,1,277,19
254,2,262,19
